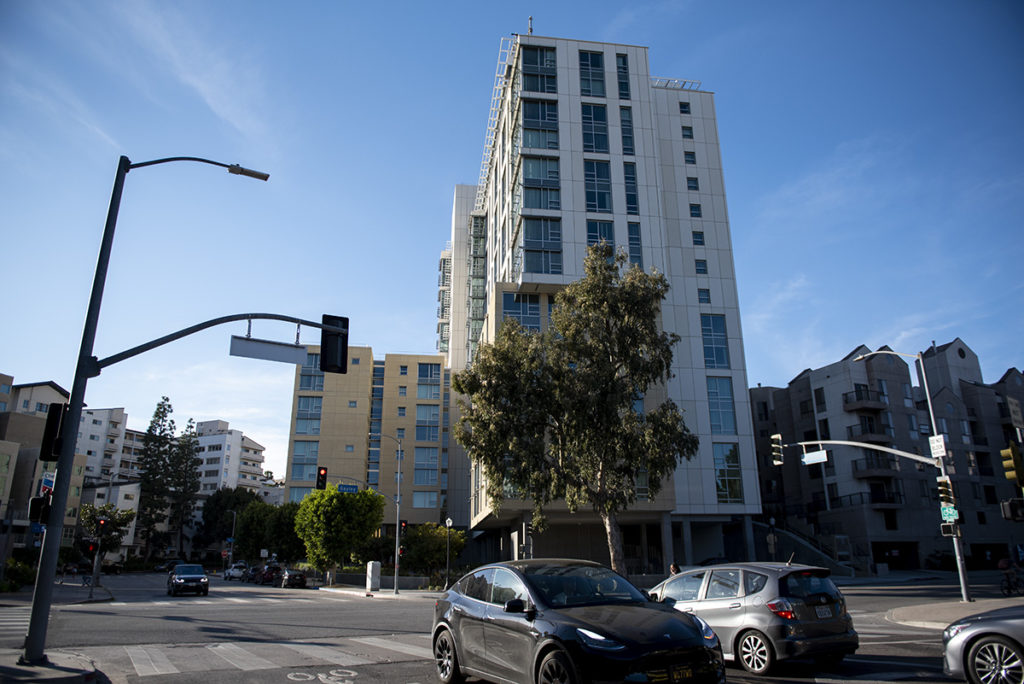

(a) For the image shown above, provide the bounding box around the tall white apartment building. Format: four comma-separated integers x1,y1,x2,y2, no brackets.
196,420,265,494
441,34,760,571
78,407,128,481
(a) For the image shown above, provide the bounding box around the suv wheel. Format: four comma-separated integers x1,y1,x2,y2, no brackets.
738,630,774,674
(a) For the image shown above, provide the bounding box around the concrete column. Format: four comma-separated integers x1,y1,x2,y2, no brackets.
660,513,674,572
681,519,694,566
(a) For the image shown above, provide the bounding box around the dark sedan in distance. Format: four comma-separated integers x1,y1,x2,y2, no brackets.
167,564,209,596
432,558,725,684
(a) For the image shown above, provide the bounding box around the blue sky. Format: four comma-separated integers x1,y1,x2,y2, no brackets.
2,1,1021,478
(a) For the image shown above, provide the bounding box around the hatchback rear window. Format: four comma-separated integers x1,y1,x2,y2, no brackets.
780,571,840,599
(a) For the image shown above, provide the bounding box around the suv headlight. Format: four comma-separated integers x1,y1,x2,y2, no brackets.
577,628,626,651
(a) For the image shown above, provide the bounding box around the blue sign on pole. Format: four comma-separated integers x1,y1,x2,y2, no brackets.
337,484,359,494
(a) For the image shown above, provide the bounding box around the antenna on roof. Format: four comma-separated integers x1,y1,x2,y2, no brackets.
786,552,795,566
528,16,533,34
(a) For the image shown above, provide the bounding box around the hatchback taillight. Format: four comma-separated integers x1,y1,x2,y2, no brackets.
766,597,795,620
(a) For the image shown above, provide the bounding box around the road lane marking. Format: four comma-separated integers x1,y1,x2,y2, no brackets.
351,636,433,659
281,642,374,666
207,642,278,670
125,645,179,675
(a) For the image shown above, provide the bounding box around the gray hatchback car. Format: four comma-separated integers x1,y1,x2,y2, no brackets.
648,562,858,674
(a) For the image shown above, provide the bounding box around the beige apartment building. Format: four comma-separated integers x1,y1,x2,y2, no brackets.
283,347,453,535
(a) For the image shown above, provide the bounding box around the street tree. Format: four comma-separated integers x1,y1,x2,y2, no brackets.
403,522,466,576
452,244,699,574
235,500,274,562
294,490,385,572
137,397,176,559
80,503,135,557
271,502,305,564
199,487,259,549
165,418,201,555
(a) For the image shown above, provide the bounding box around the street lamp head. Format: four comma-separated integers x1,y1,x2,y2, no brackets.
446,517,453,528
228,164,270,181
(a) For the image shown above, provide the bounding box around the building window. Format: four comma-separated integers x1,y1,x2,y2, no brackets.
627,223,642,268
692,231,705,246
690,203,702,218
398,386,407,397
400,365,408,375
695,259,708,274
584,160,612,212
698,288,711,304
291,441,319,481
616,53,630,99
345,445,354,452
300,353,324,391
295,418,320,435
679,101,691,114
687,177,699,191
503,292,541,331
396,428,405,439
413,491,439,508
417,384,440,400
351,357,360,365
416,404,440,442
707,377,737,434
623,162,639,215
586,220,614,247
579,50,605,96
814,387,827,412
348,400,357,408
684,151,696,164
681,125,694,139
619,107,634,155
701,314,730,369
523,100,559,149
398,407,406,417
524,217,563,274
415,446,439,485
521,45,557,93
581,104,609,153
289,487,312,503
714,443,743,503
522,156,560,209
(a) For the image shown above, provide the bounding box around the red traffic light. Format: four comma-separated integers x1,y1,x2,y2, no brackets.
315,466,328,490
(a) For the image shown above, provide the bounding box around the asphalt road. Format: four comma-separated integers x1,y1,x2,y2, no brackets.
0,572,1013,683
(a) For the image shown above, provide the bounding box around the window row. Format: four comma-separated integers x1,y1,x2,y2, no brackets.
520,48,633,101
521,218,644,275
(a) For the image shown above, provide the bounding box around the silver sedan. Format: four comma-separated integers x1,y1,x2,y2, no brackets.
943,606,1024,684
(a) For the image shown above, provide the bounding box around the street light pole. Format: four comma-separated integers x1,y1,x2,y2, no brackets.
445,517,453,589
228,510,237,567
376,433,403,595
22,155,268,665
855,348,972,602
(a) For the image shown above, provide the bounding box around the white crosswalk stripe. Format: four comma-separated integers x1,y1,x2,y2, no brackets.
74,633,434,677
0,606,32,641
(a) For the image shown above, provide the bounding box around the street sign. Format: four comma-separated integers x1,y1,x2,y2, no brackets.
1009,397,1023,430
801,449,828,465
941,505,959,522
337,484,358,493
929,435,947,460
229,335,308,365
221,550,228,558
41,471,55,495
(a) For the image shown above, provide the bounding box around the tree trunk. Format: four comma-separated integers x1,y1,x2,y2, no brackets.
601,510,626,575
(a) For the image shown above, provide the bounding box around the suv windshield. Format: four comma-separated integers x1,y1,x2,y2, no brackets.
522,565,646,606
175,565,205,575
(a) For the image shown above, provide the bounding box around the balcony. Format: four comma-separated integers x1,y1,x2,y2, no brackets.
846,423,894,444
843,388,887,412
832,490,905,510
852,454,898,478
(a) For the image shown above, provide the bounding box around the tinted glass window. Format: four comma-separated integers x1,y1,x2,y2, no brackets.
706,569,740,599
665,571,705,601
745,571,769,595
781,571,840,599
462,568,494,602
176,565,204,574
491,568,529,606
522,563,644,606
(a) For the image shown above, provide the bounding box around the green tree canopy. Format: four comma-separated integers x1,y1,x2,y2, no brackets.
452,244,699,574
294,489,385,572
137,397,175,559
199,487,259,548
80,503,135,555
403,522,466,577
234,500,275,562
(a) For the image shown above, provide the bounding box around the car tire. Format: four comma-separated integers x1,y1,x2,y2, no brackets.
966,635,1024,684
538,649,577,684
738,630,775,675
433,629,464,684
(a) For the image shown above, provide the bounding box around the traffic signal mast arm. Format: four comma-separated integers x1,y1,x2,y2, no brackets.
787,439,938,467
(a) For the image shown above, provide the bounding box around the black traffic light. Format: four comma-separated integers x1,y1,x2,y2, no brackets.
1002,443,1023,488
770,434,784,466
315,466,328,490
97,517,108,533
39,402,67,461
1001,499,1024,522
87,541,97,554
400,520,408,535
940,523,960,537
28,495,51,523
937,476,956,505
320,315,349,374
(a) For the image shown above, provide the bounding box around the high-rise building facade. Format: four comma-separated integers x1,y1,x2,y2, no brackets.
751,338,1024,571
440,35,760,571
283,347,454,532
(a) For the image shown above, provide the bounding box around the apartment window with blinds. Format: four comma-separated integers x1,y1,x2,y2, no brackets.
521,45,557,93
624,162,639,215
584,160,612,212
581,104,609,153
627,223,642,268
579,50,605,96
620,107,634,155
616,53,630,99
524,217,563,274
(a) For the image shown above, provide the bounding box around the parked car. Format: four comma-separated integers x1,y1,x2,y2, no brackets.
943,605,1024,684
259,565,283,585
155,559,184,572
244,566,262,583
432,558,725,684
167,564,209,596
280,568,306,588
648,561,858,674
224,562,248,580
101,561,123,575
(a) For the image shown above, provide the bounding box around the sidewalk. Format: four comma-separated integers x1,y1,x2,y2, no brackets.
0,580,112,683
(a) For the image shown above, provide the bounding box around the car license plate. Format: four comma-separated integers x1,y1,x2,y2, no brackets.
815,605,832,618
671,665,693,681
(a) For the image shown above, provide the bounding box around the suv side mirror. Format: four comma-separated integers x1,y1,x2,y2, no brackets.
504,598,525,613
